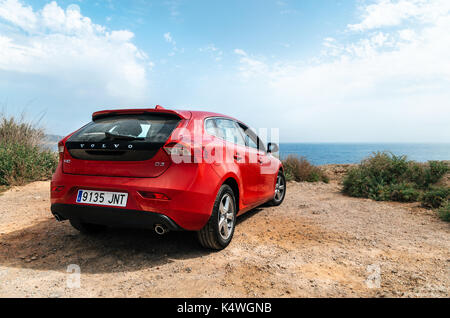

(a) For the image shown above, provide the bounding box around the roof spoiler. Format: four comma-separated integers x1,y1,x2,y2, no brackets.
92,105,191,121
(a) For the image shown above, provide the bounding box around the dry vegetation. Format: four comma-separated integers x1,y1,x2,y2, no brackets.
0,114,58,188
282,155,329,183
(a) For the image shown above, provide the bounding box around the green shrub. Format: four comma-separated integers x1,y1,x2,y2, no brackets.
408,161,449,189
282,155,328,183
407,163,428,189
426,161,449,185
389,184,421,202
437,202,450,222
368,184,391,201
0,114,58,186
343,168,371,198
421,187,449,209
343,152,449,208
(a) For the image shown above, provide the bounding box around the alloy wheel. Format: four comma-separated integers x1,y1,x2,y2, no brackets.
274,175,285,202
218,193,235,240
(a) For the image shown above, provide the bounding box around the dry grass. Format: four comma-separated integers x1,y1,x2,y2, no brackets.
0,113,58,186
283,155,329,183
0,114,45,147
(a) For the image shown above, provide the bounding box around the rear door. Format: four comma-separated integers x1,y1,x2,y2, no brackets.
63,113,182,178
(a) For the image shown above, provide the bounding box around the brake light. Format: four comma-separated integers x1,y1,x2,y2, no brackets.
58,141,65,161
163,141,192,156
139,192,170,200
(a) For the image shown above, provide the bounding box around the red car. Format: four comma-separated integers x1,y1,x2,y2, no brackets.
51,106,286,250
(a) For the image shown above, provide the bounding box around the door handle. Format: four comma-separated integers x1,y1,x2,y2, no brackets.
234,153,242,161
258,157,264,164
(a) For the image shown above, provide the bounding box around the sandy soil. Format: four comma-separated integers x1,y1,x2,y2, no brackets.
0,180,448,298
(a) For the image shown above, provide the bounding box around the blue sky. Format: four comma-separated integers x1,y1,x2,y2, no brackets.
0,0,449,142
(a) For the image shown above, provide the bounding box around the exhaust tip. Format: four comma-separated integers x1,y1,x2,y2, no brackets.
154,224,168,235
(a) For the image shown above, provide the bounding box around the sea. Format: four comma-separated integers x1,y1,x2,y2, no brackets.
279,143,450,165
48,137,449,166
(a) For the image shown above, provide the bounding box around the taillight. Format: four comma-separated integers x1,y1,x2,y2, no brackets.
163,141,192,156
163,141,196,164
58,141,65,161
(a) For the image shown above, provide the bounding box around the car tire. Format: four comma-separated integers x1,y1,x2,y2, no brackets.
70,219,107,234
267,171,286,206
197,184,237,250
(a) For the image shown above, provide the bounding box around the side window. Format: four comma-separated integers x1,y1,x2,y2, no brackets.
214,118,245,146
238,124,266,152
205,118,218,137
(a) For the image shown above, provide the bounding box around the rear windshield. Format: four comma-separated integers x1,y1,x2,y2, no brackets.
69,114,181,143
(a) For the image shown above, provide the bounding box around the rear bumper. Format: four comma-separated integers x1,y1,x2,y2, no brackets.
50,162,222,231
51,204,183,231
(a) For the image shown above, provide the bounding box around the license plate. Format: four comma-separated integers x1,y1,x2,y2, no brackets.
76,190,128,207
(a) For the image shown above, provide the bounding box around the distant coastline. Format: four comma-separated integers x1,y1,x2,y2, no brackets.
43,136,450,166
280,143,450,165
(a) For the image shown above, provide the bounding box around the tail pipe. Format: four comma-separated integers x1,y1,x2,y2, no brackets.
154,224,168,235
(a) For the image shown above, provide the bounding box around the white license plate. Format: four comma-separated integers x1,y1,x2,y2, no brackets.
76,190,128,207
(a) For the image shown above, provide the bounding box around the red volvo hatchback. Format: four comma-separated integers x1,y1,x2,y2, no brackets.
51,106,286,250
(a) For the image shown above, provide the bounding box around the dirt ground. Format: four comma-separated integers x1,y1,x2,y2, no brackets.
0,179,448,298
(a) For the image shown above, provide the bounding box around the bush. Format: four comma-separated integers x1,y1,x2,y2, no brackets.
408,161,449,189
437,202,450,222
389,184,421,202
420,187,449,209
0,114,58,187
426,161,449,185
343,152,449,207
283,155,328,183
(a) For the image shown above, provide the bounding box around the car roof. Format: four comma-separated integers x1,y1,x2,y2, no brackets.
188,110,237,121
92,106,240,123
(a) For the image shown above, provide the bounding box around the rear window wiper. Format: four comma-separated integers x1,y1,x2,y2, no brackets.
105,131,145,141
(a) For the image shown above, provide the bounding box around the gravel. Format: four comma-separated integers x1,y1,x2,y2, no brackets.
0,180,448,298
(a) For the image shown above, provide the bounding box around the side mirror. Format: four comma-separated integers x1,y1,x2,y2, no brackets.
267,142,279,153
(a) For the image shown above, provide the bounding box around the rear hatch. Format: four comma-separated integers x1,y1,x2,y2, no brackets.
63,110,189,178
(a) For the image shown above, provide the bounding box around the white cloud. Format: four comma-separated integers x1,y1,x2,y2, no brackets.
164,32,174,44
0,0,150,101
234,49,247,56
0,0,36,32
232,0,450,142
199,44,223,61
164,0,181,18
348,0,450,31
163,31,183,57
